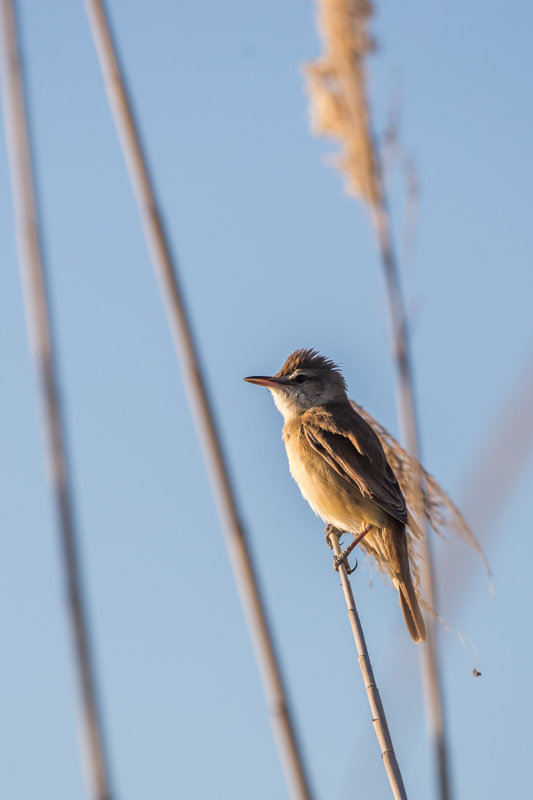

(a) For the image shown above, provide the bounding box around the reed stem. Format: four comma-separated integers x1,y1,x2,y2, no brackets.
0,1,112,797
82,2,314,797
307,2,452,795
327,527,408,800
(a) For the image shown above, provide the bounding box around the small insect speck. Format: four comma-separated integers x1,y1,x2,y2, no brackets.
472,668,482,678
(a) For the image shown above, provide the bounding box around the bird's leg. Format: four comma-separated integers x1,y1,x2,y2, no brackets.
325,524,341,550
330,524,374,574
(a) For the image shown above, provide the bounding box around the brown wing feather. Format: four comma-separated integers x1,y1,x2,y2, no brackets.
302,403,408,525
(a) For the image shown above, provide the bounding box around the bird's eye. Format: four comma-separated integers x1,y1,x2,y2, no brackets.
294,374,308,384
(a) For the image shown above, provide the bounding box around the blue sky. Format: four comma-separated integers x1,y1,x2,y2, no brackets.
1,1,532,798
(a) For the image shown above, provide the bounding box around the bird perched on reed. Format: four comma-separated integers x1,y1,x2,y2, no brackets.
244,348,426,642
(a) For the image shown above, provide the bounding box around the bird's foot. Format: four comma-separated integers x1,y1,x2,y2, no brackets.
327,524,374,575
325,525,358,574
333,549,358,575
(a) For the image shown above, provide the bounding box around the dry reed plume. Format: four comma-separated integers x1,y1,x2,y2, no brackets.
305,0,379,203
352,400,491,609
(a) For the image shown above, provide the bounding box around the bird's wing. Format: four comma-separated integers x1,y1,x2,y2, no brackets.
302,403,408,525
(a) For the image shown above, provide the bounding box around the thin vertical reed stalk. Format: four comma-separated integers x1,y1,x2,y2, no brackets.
307,2,451,798
327,528,407,800
371,193,451,800
82,2,313,798
0,2,113,799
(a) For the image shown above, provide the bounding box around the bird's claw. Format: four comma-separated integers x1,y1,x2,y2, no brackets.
325,525,358,574
333,551,358,574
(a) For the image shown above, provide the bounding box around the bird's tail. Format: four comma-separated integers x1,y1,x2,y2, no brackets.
398,577,426,643
392,526,426,642
364,524,427,641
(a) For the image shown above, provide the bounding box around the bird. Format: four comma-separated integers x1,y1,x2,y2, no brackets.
244,348,426,642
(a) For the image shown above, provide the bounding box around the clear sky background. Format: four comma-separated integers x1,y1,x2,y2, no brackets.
1,1,532,799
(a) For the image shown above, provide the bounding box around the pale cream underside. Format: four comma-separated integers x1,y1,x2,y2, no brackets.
283,422,391,537
273,389,400,574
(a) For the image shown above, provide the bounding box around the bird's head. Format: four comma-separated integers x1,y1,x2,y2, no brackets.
244,348,348,421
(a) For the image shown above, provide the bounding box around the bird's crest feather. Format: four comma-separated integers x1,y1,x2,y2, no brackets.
275,348,346,390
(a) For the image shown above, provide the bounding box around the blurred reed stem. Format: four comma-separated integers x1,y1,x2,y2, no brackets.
307,2,451,797
0,1,113,798
82,2,314,798
327,527,407,800
371,191,451,800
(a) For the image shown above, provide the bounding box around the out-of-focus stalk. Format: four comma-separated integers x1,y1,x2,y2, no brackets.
82,2,314,798
306,2,452,797
0,1,113,798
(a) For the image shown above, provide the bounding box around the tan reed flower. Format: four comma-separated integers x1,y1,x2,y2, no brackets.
305,0,380,205
352,400,492,609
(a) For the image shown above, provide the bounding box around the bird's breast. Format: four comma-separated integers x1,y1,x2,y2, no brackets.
283,422,381,533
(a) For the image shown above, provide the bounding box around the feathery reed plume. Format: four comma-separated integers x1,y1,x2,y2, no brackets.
306,2,458,797
305,0,379,203
327,527,407,800
351,400,492,602
83,2,314,798
0,2,113,798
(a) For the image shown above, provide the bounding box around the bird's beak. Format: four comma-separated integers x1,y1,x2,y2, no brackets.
243,375,282,389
